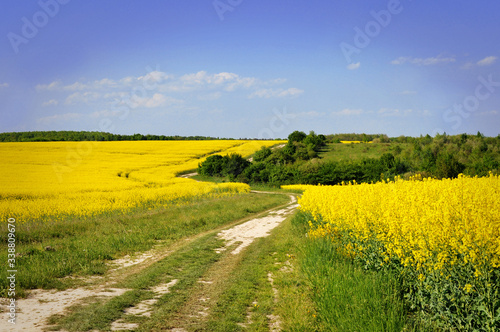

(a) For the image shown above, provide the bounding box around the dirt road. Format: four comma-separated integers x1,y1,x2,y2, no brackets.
2,192,297,331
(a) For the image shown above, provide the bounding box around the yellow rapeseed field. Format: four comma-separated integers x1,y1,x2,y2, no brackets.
284,174,500,328
1,140,282,223
286,174,500,272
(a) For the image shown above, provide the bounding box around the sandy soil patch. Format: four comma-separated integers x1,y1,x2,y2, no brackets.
216,196,298,255
110,279,178,331
1,287,129,331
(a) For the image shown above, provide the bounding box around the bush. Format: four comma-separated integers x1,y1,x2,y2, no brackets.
253,146,272,162
198,153,250,178
288,130,307,143
435,152,465,179
198,155,226,176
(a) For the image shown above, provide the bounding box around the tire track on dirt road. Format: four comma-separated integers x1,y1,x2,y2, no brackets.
1,191,298,331
155,192,298,332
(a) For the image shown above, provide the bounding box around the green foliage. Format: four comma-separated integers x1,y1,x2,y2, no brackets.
435,152,465,179
300,211,500,331
237,132,499,187
0,131,238,142
223,153,250,179
303,130,325,151
288,130,307,143
252,146,272,162
198,153,250,179
198,155,226,176
294,212,410,331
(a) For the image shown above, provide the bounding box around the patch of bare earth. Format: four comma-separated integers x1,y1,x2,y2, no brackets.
267,272,282,332
215,196,298,255
169,194,296,331
111,279,179,331
1,242,181,331
1,287,129,332
1,192,297,331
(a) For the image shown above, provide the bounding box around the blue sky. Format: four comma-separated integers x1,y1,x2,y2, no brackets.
1,0,499,138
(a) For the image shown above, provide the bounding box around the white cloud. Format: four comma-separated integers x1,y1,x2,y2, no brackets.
36,81,61,91
42,99,59,107
479,110,499,115
332,108,364,116
249,88,303,99
137,71,173,85
64,82,89,91
347,62,360,70
197,92,222,101
90,109,121,118
0,83,9,89
225,77,257,91
461,62,474,70
477,56,498,66
179,71,258,92
391,55,456,65
35,71,289,97
128,93,183,108
379,108,399,116
103,91,128,99
331,108,424,117
35,71,301,110
378,108,415,117
65,92,101,105
422,109,432,117
37,113,82,124
93,78,116,88
269,78,287,85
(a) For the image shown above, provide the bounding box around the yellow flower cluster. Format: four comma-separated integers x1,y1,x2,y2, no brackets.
286,175,500,327
290,174,500,274
0,140,282,223
340,140,372,144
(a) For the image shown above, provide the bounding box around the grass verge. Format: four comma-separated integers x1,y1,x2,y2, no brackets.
0,193,289,297
201,205,317,331
48,233,225,331
293,211,414,332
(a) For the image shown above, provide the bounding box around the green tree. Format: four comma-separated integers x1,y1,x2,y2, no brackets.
253,146,272,162
198,155,226,176
288,130,307,143
223,153,250,178
435,152,465,179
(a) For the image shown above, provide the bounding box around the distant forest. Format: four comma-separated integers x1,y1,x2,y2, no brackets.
199,131,500,186
0,131,243,142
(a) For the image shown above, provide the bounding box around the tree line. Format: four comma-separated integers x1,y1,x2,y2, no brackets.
0,131,233,142
199,131,500,186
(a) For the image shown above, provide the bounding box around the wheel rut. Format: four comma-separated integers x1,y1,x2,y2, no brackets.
2,191,297,331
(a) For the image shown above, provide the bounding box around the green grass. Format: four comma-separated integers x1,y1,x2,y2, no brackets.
46,195,297,331
191,173,229,183
293,212,414,332
48,233,226,331
192,202,316,331
318,142,409,162
0,193,289,297
191,174,299,192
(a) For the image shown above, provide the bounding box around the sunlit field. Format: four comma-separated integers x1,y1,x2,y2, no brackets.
284,174,500,330
0,140,283,224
